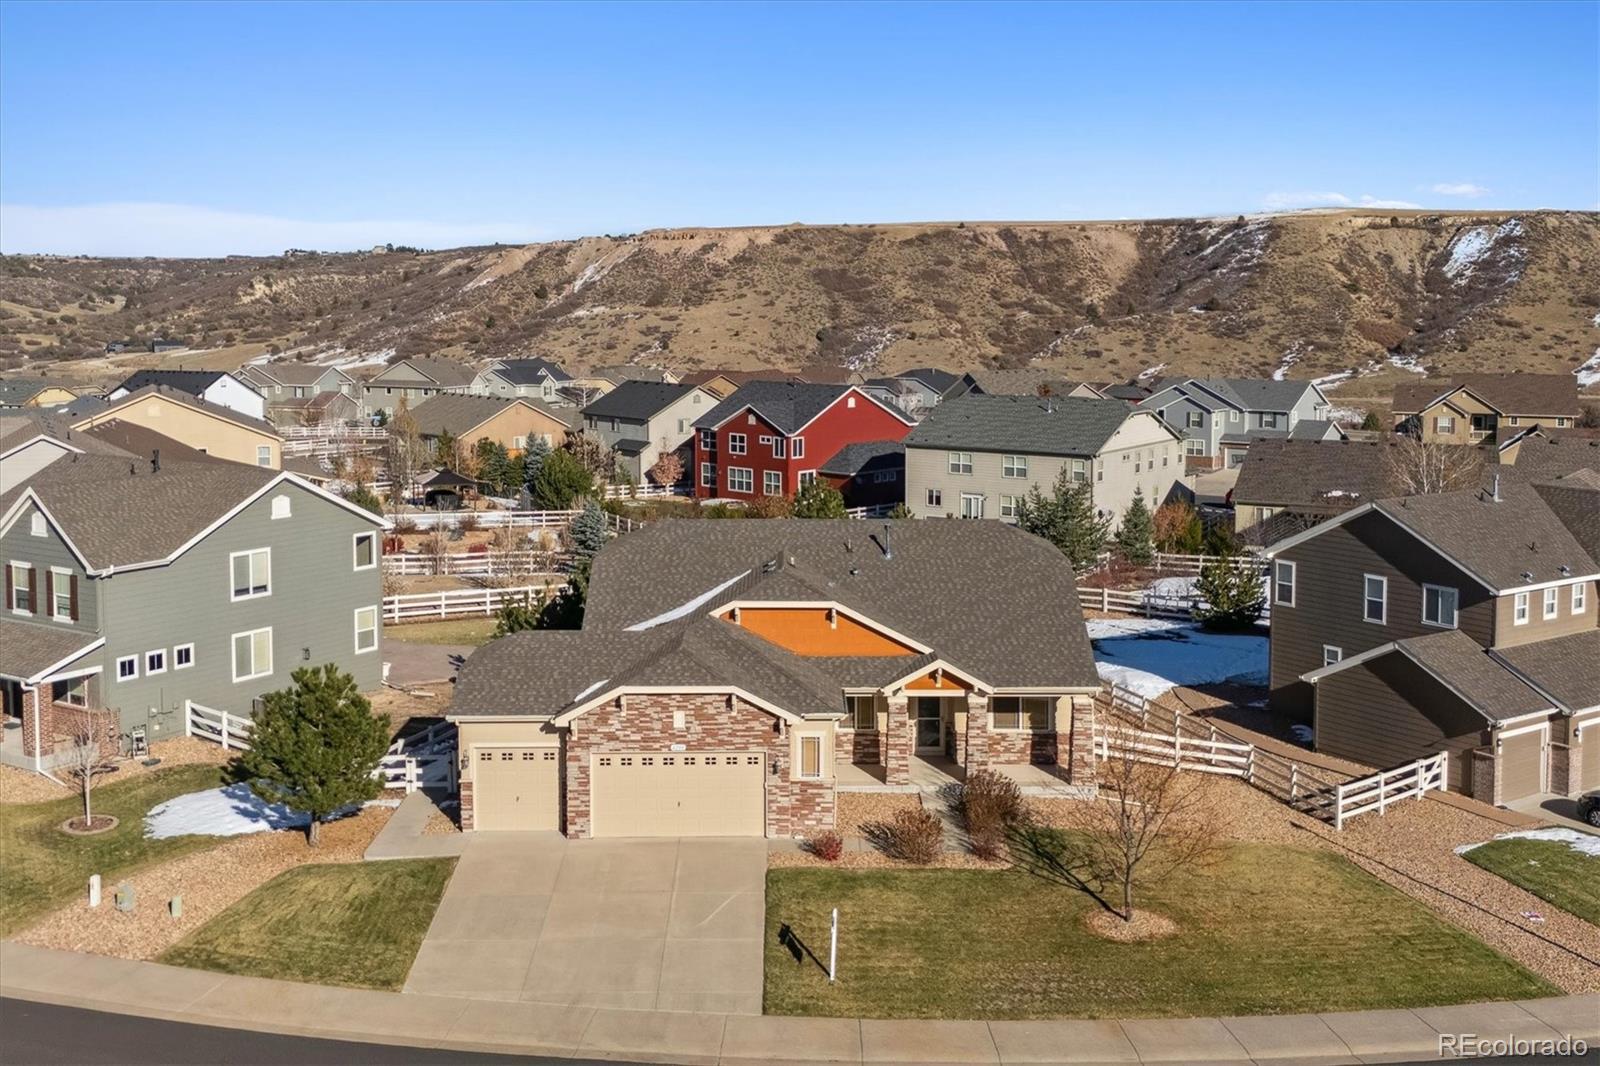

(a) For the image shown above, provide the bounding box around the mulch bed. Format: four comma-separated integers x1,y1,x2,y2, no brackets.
59,815,119,835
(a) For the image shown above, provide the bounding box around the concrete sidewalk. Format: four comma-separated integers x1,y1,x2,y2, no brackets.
3,942,1595,1065
364,791,468,861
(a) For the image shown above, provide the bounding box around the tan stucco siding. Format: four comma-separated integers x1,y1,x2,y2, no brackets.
457,720,561,783
455,405,571,455
74,396,280,468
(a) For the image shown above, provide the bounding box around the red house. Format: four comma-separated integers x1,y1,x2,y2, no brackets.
691,382,915,500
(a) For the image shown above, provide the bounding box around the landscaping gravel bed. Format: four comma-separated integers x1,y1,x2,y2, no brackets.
14,805,393,961
0,739,229,806
834,792,922,837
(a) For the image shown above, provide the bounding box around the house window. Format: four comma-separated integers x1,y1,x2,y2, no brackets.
926,488,942,508
1064,459,1085,484
50,568,72,620
727,467,753,494
700,462,716,487
728,433,747,456
30,513,45,537
948,451,973,474
354,606,379,654
1574,584,1589,615
1542,587,1559,620
1259,413,1281,429
991,696,1050,732
1508,416,1520,426
959,493,985,519
230,549,271,600
1184,439,1205,456
53,677,88,708
872,470,897,484
798,470,817,487
232,627,273,682
1322,646,1343,667
116,655,138,681
798,735,823,780
146,649,166,676
174,643,194,669
1422,584,1458,629
1435,415,1455,435
9,564,33,613
1363,574,1387,624
1556,417,1569,428
999,494,1020,519
699,429,716,451
763,470,783,496
1513,591,1530,625
846,695,875,731
1273,561,1296,607
771,437,786,459
353,532,376,571
256,445,272,467
1001,455,1028,479
791,437,805,458
1185,411,1203,428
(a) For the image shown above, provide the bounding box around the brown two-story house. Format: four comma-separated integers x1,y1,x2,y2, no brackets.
1265,468,1599,805
1392,373,1580,445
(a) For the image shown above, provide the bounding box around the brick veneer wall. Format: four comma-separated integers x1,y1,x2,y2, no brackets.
53,706,118,750
1470,749,1497,805
564,693,834,839
835,727,884,765
884,695,911,784
1066,695,1096,785
964,694,990,772
20,687,44,757
459,780,475,830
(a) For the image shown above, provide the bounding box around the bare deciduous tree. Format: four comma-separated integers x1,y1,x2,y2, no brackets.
383,399,425,516
1384,438,1485,496
648,450,684,488
61,726,107,829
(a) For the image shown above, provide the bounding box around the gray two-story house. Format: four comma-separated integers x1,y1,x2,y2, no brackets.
1265,469,1599,805
580,381,715,484
467,358,572,404
238,362,359,425
0,454,388,771
362,357,476,419
1139,377,1336,471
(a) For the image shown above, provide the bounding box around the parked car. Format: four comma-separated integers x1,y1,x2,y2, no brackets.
1578,789,1600,828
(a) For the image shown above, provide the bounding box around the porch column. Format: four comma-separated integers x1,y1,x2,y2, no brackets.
964,693,989,774
885,694,911,785
1066,695,1097,786
20,687,51,758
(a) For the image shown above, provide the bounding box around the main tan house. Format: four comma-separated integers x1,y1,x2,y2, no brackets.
409,394,574,457
1392,373,1580,445
449,520,1101,836
1266,467,1599,805
71,386,283,469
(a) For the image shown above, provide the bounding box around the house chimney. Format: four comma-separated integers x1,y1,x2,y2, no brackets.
151,449,160,473
882,523,892,560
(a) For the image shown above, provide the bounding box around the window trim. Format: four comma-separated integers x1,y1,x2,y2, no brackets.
947,451,973,475
1574,583,1589,615
174,643,195,670
763,470,783,496
116,655,138,681
229,548,272,602
354,605,379,655
9,561,34,615
990,695,1052,733
30,512,46,537
1001,454,1028,479
49,566,73,621
791,437,805,459
797,734,824,780
959,492,985,519
845,694,876,732
926,487,942,508
700,461,716,488
1322,645,1343,667
145,648,167,676
1273,560,1296,607
727,432,747,456
255,444,273,467
1542,586,1559,620
726,466,754,494
1512,591,1530,626
1421,583,1459,630
231,626,274,683
1362,574,1387,625
352,531,377,572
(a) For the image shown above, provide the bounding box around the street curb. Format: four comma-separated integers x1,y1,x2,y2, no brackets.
2,942,1595,1064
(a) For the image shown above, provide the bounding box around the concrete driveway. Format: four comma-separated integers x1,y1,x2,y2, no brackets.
403,834,766,1015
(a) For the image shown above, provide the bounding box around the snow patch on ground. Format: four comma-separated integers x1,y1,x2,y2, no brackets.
144,784,397,839
1576,348,1600,388
1387,351,1427,375
1086,618,1268,699
312,347,394,370
1273,342,1311,381
1136,363,1168,383
1442,218,1525,283
1454,827,1600,858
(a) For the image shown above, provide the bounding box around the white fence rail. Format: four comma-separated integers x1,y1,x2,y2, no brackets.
397,509,580,531
1076,585,1196,620
845,503,899,519
382,549,567,577
1094,723,1255,776
184,700,253,751
602,482,688,500
1150,551,1267,576
382,583,559,623
1332,753,1448,829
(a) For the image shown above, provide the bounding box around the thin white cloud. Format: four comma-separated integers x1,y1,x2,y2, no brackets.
0,202,543,257
1429,182,1489,198
1262,191,1423,211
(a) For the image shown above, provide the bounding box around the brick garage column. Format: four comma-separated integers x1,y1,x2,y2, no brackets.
459,780,475,830
964,693,989,774
20,687,51,757
884,694,911,784
1067,695,1097,786
1470,748,1497,804
1569,725,1588,794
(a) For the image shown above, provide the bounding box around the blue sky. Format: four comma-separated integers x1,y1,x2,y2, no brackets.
1,1,1595,256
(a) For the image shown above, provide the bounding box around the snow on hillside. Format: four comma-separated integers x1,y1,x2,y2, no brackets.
1442,218,1525,283
1578,348,1600,388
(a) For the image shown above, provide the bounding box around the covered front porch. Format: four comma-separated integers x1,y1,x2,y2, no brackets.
0,619,115,772
834,754,1091,798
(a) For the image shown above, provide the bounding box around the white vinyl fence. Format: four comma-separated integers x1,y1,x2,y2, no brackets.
1331,753,1448,830
184,700,253,751
382,549,567,577
382,583,560,623
397,509,580,531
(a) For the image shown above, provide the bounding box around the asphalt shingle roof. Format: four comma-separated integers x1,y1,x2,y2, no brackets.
1392,374,1579,417
111,370,235,397
581,381,698,422
819,440,905,477
86,386,281,437
904,394,1149,458
242,362,346,387
1491,630,1600,714
1233,439,1406,510
492,358,571,385
692,381,865,434
409,394,572,437
1395,631,1552,723
0,379,74,406
0,618,101,682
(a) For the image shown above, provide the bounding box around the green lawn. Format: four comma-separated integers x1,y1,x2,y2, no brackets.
385,617,498,646
0,763,228,936
1463,838,1600,926
765,843,1554,1019
161,858,455,990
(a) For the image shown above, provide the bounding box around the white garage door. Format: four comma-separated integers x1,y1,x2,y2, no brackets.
591,751,765,837
475,747,561,831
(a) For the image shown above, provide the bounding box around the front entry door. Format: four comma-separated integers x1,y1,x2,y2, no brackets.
914,697,943,753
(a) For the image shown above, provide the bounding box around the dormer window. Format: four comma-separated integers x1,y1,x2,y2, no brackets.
1422,584,1458,629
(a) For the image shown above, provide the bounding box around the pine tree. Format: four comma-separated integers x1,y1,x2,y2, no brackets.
537,559,589,629
236,665,389,846
792,480,847,518
1015,470,1109,571
492,589,543,637
1114,488,1155,566
530,449,593,509
1192,552,1266,632
522,437,552,494
433,429,456,469
343,482,383,516
571,500,607,560
1359,411,1383,432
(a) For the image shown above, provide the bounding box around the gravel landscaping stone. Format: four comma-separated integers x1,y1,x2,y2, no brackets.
0,738,229,806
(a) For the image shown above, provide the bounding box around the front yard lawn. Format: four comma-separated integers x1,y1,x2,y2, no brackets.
765,843,1553,1019
0,763,228,937
384,618,498,646
161,858,455,990
1463,838,1600,926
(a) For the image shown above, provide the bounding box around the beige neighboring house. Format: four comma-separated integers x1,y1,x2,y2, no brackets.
903,393,1183,525
409,394,575,457
0,412,136,493
565,365,680,406
362,356,476,418
70,386,283,469
1393,373,1581,445
0,379,83,410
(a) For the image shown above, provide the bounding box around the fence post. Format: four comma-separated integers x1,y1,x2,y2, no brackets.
183,700,193,737
1289,763,1298,802
1378,773,1388,815
1333,783,1345,830
220,710,231,752
1244,747,1254,784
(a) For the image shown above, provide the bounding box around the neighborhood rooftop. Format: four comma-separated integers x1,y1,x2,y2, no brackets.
581,381,700,421
905,393,1146,457
692,381,889,434
1391,372,1580,416
409,393,573,436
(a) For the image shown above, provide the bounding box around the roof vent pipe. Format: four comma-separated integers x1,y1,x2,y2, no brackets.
882,523,892,561
151,449,160,473
1492,473,1500,503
